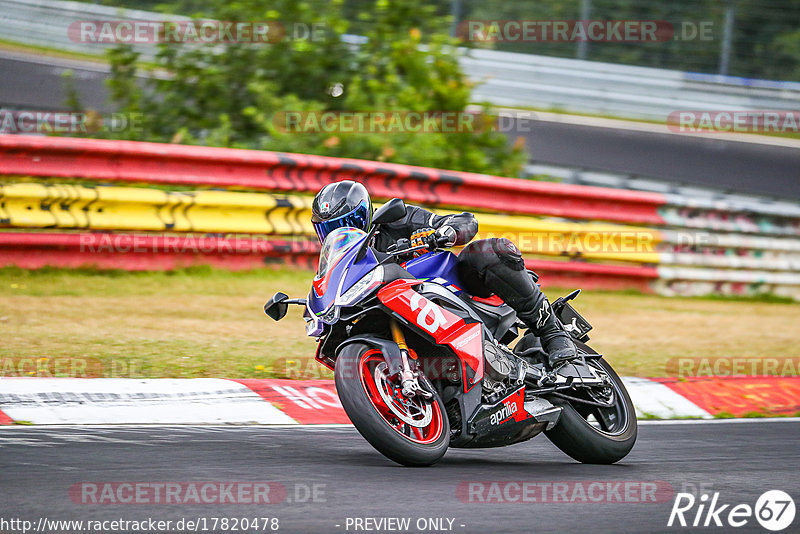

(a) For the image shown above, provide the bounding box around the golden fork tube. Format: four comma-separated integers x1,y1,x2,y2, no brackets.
391,319,425,398
390,319,409,352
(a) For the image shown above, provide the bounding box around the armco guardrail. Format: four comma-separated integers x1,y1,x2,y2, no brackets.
1,135,800,299
0,232,659,293
3,0,800,121
0,135,665,224
465,49,800,121
0,232,320,271
0,0,182,62
5,181,800,272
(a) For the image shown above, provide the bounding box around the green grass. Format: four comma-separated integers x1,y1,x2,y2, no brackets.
1,266,798,379
714,410,800,419
0,39,108,64
0,39,162,72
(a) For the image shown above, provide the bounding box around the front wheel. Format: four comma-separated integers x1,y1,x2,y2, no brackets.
545,353,637,464
335,343,449,467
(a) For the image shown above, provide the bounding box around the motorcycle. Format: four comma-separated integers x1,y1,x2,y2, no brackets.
264,198,637,466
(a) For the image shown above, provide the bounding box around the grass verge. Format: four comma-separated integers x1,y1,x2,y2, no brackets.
1,266,798,379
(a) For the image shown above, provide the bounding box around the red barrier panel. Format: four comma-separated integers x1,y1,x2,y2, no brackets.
0,232,658,291
0,408,12,425
0,232,319,271
0,135,667,224
530,258,658,292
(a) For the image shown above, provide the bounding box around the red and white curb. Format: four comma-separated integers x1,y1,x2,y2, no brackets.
0,376,798,425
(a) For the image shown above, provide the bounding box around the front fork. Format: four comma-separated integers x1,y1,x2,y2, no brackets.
391,319,433,399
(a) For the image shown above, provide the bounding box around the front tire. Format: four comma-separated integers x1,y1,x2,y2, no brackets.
545,355,637,464
335,343,449,467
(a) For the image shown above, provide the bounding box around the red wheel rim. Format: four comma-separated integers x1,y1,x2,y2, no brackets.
358,350,444,445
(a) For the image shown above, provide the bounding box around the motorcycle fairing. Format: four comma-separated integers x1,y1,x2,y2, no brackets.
402,251,464,293
377,279,484,393
471,294,504,306
314,339,334,371
401,250,518,342
490,387,531,425
458,386,543,449
307,232,379,317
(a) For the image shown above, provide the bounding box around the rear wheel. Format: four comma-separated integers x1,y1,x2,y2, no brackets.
545,350,637,464
335,343,449,467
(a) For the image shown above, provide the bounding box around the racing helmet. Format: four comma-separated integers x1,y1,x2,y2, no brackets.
311,180,373,243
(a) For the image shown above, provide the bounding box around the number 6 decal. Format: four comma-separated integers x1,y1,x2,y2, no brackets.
409,292,447,334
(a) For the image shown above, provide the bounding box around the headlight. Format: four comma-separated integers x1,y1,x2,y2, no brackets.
305,305,324,336
320,305,339,325
335,265,384,307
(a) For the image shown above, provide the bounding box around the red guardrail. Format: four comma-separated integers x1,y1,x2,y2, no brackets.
0,232,658,291
0,135,667,224
0,232,319,271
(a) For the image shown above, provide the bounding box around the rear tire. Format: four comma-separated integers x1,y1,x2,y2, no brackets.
335,343,449,467
545,356,637,464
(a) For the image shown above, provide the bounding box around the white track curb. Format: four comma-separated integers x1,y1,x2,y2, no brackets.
0,377,720,425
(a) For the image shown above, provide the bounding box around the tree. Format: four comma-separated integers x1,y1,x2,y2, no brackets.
102,0,527,177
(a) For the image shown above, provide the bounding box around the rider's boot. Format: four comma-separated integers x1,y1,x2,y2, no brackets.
513,292,578,370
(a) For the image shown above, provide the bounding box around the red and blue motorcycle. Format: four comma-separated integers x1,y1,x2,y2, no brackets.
265,199,637,466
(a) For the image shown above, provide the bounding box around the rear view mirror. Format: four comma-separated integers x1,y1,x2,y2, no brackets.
372,198,406,226
264,292,289,321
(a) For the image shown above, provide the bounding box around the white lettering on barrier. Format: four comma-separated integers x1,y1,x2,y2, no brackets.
270,385,341,410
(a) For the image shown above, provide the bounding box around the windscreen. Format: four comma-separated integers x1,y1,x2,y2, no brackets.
315,226,367,283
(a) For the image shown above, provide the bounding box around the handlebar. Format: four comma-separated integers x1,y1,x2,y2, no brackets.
384,234,451,258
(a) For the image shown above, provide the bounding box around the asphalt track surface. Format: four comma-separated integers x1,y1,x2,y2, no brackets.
2,50,799,200
521,120,800,200
1,420,799,533
0,53,112,114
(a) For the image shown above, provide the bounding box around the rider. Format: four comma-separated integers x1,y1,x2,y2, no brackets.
310,180,577,369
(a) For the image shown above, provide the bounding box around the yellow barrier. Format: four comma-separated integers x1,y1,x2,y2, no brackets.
470,212,661,263
0,183,313,235
0,182,660,263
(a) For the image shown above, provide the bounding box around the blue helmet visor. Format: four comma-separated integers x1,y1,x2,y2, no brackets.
312,200,371,243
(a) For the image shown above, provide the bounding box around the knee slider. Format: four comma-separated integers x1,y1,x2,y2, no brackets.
492,238,525,271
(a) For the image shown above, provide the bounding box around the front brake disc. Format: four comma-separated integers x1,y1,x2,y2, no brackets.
373,362,432,427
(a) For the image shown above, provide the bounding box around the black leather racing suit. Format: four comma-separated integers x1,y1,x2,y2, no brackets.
372,205,577,367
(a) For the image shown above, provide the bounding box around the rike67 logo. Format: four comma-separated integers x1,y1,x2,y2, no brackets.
668,490,795,531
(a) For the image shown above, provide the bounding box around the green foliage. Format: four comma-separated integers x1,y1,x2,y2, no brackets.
102,0,527,176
